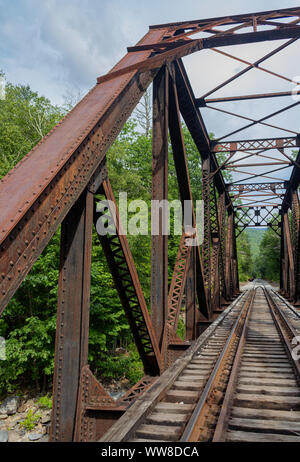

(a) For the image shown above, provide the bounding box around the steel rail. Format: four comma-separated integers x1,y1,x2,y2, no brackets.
264,289,300,377
180,288,255,441
211,287,300,441
270,289,300,319
179,287,300,442
212,286,264,441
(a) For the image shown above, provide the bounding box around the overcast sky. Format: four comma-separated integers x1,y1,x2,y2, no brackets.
1,0,299,189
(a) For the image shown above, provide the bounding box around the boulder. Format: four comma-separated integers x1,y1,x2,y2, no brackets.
28,433,43,441
0,396,20,416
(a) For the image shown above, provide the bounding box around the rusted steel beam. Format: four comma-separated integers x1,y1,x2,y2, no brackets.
151,66,169,349
168,67,209,318
221,150,269,169
185,247,197,340
161,232,192,369
225,212,234,299
225,162,291,169
197,91,300,106
228,182,287,192
98,25,300,85
166,233,192,335
149,7,300,30
291,190,300,303
95,179,161,375
218,193,226,302
281,213,291,297
212,137,299,153
202,157,212,305
50,188,93,442
284,212,295,298
281,149,300,213
235,204,281,208
280,217,286,294
232,214,239,294
128,18,232,52
210,185,221,311
0,28,169,316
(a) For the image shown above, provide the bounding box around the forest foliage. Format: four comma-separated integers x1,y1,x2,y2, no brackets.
0,74,280,396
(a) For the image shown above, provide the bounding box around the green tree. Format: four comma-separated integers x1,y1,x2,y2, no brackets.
0,74,64,179
254,229,280,281
236,232,253,281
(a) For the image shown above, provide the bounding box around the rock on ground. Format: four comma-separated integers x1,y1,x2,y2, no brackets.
0,396,20,416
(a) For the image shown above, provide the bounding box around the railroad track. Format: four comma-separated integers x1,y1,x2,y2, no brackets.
101,285,300,443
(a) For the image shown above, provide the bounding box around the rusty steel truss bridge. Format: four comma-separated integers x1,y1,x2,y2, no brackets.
0,6,300,442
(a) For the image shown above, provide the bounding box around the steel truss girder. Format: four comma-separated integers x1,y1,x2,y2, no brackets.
291,191,300,303
95,179,161,375
228,182,287,193
212,137,299,153
150,7,300,30
151,66,169,350
161,232,192,369
235,205,281,236
168,67,209,319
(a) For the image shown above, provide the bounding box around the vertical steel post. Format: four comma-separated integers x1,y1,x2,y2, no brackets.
291,190,300,303
186,247,197,340
218,192,226,302
280,216,285,293
202,157,211,305
168,67,209,319
225,211,234,299
151,66,169,349
284,211,295,299
232,213,239,294
50,188,93,442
